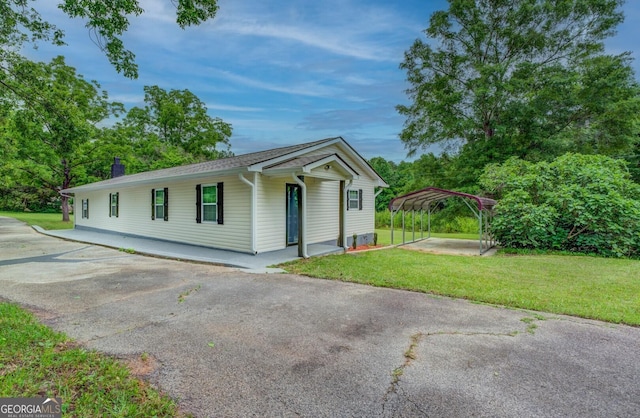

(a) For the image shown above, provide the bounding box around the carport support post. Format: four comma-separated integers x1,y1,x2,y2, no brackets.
390,210,394,245
420,209,424,240
402,210,406,244
427,203,432,238
411,209,416,242
478,209,483,255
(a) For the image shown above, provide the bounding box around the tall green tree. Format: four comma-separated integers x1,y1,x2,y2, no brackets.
398,0,640,170
1,0,219,78
1,56,122,220
369,157,415,211
108,85,232,172
130,86,232,159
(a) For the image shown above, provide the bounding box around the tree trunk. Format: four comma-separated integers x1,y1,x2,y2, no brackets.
61,194,70,222
61,158,71,222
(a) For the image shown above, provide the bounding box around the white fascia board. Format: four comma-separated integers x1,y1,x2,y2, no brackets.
247,137,343,172
302,154,359,178
248,137,388,187
332,139,390,187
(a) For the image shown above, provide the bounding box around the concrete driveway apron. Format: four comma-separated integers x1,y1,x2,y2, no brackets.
1,217,639,417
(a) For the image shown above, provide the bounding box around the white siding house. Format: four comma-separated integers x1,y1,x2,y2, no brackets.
63,137,388,256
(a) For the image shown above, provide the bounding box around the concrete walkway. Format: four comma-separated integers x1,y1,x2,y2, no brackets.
35,226,343,272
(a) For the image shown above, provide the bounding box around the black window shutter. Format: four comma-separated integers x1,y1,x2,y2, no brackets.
217,182,224,224
115,192,119,217
164,187,169,221
109,193,112,217
195,184,202,223
359,189,363,210
346,190,350,211
86,199,89,219
151,189,155,220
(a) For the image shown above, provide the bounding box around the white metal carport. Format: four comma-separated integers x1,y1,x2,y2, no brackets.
388,187,497,255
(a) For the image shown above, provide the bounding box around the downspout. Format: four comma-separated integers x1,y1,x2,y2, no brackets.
343,179,353,251
238,172,257,254
291,174,309,258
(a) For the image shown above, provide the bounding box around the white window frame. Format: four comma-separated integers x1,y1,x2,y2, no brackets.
82,199,89,219
201,184,218,223
154,189,165,220
110,193,118,217
348,189,359,210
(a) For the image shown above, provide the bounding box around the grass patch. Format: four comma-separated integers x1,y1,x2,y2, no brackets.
0,302,187,417
281,248,640,326
0,211,73,230
375,228,478,245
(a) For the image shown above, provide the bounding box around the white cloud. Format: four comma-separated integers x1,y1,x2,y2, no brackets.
208,68,341,98
206,103,264,112
214,20,397,62
209,0,414,62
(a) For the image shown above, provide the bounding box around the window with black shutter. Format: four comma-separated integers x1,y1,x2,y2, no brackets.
197,183,224,224
152,188,169,221
82,199,89,219
109,193,119,217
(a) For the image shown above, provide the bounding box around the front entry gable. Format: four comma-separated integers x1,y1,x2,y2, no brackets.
262,153,359,181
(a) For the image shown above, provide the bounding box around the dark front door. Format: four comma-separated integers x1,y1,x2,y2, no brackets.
286,184,300,245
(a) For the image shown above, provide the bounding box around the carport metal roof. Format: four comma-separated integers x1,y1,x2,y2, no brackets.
389,187,496,212
388,187,497,255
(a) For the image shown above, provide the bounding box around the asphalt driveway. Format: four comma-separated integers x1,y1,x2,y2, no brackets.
1,217,639,417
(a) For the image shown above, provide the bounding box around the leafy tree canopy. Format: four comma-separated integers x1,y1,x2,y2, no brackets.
0,55,123,220
398,0,640,168
1,0,219,78
116,85,232,167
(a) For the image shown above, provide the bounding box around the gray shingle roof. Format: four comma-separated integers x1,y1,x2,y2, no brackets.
63,137,340,192
263,154,334,170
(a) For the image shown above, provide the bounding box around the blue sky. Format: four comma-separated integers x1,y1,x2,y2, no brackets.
24,0,640,162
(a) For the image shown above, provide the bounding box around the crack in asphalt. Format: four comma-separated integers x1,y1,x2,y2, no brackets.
381,329,522,416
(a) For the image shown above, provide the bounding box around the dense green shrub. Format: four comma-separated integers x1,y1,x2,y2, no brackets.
481,154,640,257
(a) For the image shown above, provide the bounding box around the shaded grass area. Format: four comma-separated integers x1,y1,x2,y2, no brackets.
375,228,478,245
0,302,187,417
0,211,73,230
282,249,640,326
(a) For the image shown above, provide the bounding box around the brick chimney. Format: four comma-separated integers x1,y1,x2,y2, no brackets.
111,157,125,178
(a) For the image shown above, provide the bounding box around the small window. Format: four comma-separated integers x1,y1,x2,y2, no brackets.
109,193,119,217
82,199,89,219
151,188,169,221
348,189,359,210
202,185,218,222
155,189,164,220
196,183,223,224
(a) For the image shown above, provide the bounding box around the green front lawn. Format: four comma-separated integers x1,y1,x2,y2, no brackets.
0,302,186,417
0,211,73,230
282,248,640,326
